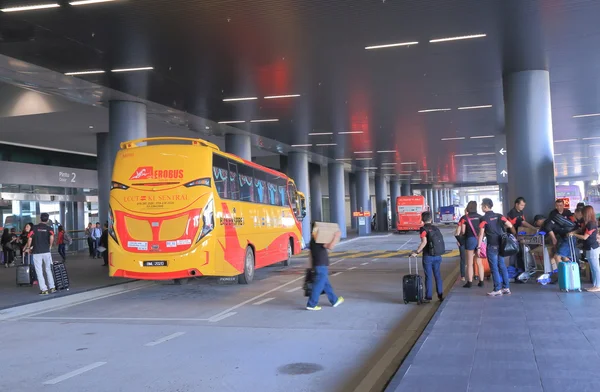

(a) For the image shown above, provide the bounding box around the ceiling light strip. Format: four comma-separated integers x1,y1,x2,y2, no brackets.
354,151,373,154
381,163,397,166
291,144,312,148
470,135,495,139
429,34,487,43
308,132,334,136
65,70,105,76
458,105,493,110
365,41,419,50
111,66,153,73
218,120,246,124
250,119,278,123
222,97,258,102
573,113,600,118
582,137,600,140
476,152,496,156
338,131,363,135
418,108,451,113
70,0,116,5
441,137,465,141
454,154,474,157
1,3,60,12
264,94,300,99
400,162,416,165
377,150,397,153
554,139,578,143
316,143,337,146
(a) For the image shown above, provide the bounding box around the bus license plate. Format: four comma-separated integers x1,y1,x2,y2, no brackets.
143,261,167,267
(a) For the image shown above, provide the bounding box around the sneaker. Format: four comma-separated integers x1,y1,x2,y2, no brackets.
461,277,466,282
463,281,472,288
39,290,49,295
422,298,432,303
49,288,57,294
8,263,14,267
478,281,485,288
438,294,444,302
306,305,322,311
501,288,511,295
487,290,503,297
333,296,345,308
587,287,600,292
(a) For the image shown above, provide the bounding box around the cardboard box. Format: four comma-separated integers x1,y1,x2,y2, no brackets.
313,222,341,246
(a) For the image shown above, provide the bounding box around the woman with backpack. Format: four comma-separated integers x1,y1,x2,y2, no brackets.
569,206,600,291
458,201,485,288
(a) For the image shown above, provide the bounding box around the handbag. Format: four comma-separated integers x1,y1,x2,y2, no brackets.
500,232,519,257
465,215,487,258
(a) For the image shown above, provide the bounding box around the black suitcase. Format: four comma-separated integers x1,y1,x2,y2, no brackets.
52,261,70,291
403,256,424,305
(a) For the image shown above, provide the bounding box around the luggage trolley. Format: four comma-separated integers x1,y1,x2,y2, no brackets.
516,232,550,282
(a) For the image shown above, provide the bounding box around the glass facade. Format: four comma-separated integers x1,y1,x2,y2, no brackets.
0,143,96,170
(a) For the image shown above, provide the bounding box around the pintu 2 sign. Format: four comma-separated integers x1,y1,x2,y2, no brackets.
58,171,77,183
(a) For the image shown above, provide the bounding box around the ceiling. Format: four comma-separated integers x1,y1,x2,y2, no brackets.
0,0,599,184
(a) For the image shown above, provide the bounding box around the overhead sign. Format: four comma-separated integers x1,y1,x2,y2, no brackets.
0,161,97,189
495,135,508,184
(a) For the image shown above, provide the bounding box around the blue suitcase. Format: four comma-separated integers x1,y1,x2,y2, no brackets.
558,238,581,292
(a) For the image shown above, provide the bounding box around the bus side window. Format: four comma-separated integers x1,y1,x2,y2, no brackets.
276,177,287,207
228,161,240,201
267,179,279,206
254,170,266,204
238,164,254,202
213,154,229,199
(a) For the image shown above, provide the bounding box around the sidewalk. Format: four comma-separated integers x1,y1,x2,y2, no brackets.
0,253,132,310
386,279,600,392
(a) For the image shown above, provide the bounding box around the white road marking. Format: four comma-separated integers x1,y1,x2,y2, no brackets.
396,238,413,251
29,316,210,322
253,297,275,306
372,258,379,262
43,362,107,385
208,312,237,322
348,267,357,270
361,262,369,266
330,257,346,266
145,332,186,347
285,286,303,293
332,272,343,277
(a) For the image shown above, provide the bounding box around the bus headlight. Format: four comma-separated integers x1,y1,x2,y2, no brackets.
197,198,215,242
108,206,119,244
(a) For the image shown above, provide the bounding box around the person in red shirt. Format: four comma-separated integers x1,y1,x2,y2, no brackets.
57,226,66,262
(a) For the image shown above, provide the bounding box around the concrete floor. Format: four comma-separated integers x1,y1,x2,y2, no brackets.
0,229,460,392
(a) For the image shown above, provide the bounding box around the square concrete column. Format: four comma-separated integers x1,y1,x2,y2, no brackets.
328,162,347,238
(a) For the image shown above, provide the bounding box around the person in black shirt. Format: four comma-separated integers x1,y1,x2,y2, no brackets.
411,212,444,302
306,222,344,311
457,201,485,288
26,213,56,295
550,199,574,220
570,206,600,291
507,197,536,234
478,198,514,297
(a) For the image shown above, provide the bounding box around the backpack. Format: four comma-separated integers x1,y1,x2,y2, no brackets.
425,225,445,256
64,232,73,246
549,211,576,235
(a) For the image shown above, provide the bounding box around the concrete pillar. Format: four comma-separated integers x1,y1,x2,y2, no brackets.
288,151,311,244
390,179,401,229
309,163,322,222
375,173,387,231
328,162,347,238
349,173,357,230
504,70,556,215
427,188,434,214
99,101,147,225
225,134,251,161
59,202,66,228
356,169,371,234
401,181,411,197
433,189,440,222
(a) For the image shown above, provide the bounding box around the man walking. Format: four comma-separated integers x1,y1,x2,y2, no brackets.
91,222,102,258
26,213,56,295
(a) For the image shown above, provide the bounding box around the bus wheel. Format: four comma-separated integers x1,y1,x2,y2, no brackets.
173,278,190,285
282,240,292,267
238,247,255,284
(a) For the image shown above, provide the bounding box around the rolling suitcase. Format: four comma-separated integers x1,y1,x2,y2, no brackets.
52,261,70,291
558,237,581,292
16,254,36,286
403,256,424,305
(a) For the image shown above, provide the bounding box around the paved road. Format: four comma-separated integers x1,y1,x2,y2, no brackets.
0,230,460,392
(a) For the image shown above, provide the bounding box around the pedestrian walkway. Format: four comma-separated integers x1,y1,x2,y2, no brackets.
386,279,600,392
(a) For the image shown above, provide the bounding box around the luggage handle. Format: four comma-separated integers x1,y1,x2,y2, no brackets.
409,255,418,275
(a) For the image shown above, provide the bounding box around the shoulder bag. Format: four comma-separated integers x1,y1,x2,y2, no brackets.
466,215,486,258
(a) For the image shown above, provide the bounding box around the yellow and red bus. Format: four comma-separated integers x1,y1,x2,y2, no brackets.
108,137,307,284
396,195,427,232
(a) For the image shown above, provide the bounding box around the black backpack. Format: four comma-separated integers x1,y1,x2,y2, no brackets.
425,225,446,256
549,211,576,235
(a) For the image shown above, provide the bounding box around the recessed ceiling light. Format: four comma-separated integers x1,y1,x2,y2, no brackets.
458,105,493,110
1,3,60,12
336,158,352,161
317,143,337,146
476,152,496,156
218,120,246,124
308,132,334,136
222,97,258,102
70,0,116,5
365,41,419,50
89,125,94,129
418,108,451,113
291,144,312,148
264,94,301,99
454,154,474,157
400,162,416,165
573,113,600,118
441,137,465,141
554,139,578,143
582,136,600,140
338,131,363,135
111,66,153,73
382,163,397,166
429,34,487,43
471,135,495,139
354,151,373,154
65,70,105,76
356,158,371,161
250,119,278,123
377,150,397,153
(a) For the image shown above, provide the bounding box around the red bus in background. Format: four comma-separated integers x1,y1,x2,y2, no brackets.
396,195,427,232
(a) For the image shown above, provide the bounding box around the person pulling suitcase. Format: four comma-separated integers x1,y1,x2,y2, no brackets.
411,212,445,303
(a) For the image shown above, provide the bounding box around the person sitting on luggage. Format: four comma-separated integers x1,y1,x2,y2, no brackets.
411,212,444,303
306,222,344,311
569,206,600,292
533,214,571,269
477,198,514,297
